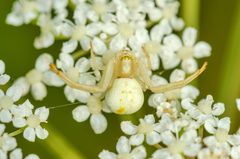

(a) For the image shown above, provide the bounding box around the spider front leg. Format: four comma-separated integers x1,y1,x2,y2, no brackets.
142,46,152,70
50,58,115,93
138,61,208,93
90,42,100,71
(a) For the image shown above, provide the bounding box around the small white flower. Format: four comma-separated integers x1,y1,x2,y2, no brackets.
182,95,225,123
9,148,40,159
57,54,96,103
156,0,184,30
0,124,17,155
203,117,233,156
0,86,22,123
11,100,33,128
6,0,40,26
60,17,104,54
148,71,199,114
0,60,10,85
11,100,49,142
121,115,161,145
163,27,211,73
25,53,64,100
152,129,201,159
72,95,107,134
198,148,230,159
86,0,115,22
99,136,146,159
107,4,147,52
156,102,179,118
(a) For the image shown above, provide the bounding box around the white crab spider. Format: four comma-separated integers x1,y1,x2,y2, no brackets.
50,50,207,115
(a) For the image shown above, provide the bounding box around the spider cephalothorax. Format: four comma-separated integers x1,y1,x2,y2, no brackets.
114,50,138,78
50,49,207,114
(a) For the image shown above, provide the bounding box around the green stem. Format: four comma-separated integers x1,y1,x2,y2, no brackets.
198,126,204,138
181,0,200,28
41,125,86,159
217,0,240,131
153,144,162,149
9,128,25,137
72,50,89,60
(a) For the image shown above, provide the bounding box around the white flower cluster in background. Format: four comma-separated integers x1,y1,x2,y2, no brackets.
0,60,49,158
100,96,240,159
5,0,240,159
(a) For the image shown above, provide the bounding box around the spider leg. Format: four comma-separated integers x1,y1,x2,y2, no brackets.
50,59,115,93
150,62,208,93
142,46,152,70
90,42,98,71
136,57,154,89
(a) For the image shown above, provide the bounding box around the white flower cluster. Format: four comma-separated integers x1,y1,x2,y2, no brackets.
0,60,50,158
100,95,240,159
5,0,240,159
7,0,211,73
0,124,39,159
12,53,64,101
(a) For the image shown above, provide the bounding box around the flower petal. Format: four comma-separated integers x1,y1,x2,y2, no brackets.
181,58,198,74
43,71,64,87
170,69,185,82
218,117,230,132
98,150,116,159
0,60,5,74
31,83,47,101
121,121,137,135
129,134,144,146
35,126,49,140
23,127,36,142
212,103,225,116
183,27,197,47
194,41,211,58
72,106,90,122
61,39,78,54
131,146,147,159
116,136,131,154
34,33,54,49
144,115,155,124
6,85,22,102
25,154,40,159
0,109,12,123
146,131,161,145
35,107,49,122
0,124,5,135
204,118,217,134
92,37,107,55
75,57,91,73
90,114,107,134
110,34,127,52
163,34,182,51
12,117,26,128
0,75,10,85
35,53,53,72
161,131,176,145
10,148,23,159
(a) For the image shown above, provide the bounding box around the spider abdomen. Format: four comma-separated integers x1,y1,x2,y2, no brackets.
105,78,144,114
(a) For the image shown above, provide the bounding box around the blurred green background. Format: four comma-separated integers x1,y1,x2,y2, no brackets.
0,0,240,158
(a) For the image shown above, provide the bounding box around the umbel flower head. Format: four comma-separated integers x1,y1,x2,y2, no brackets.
4,0,240,158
